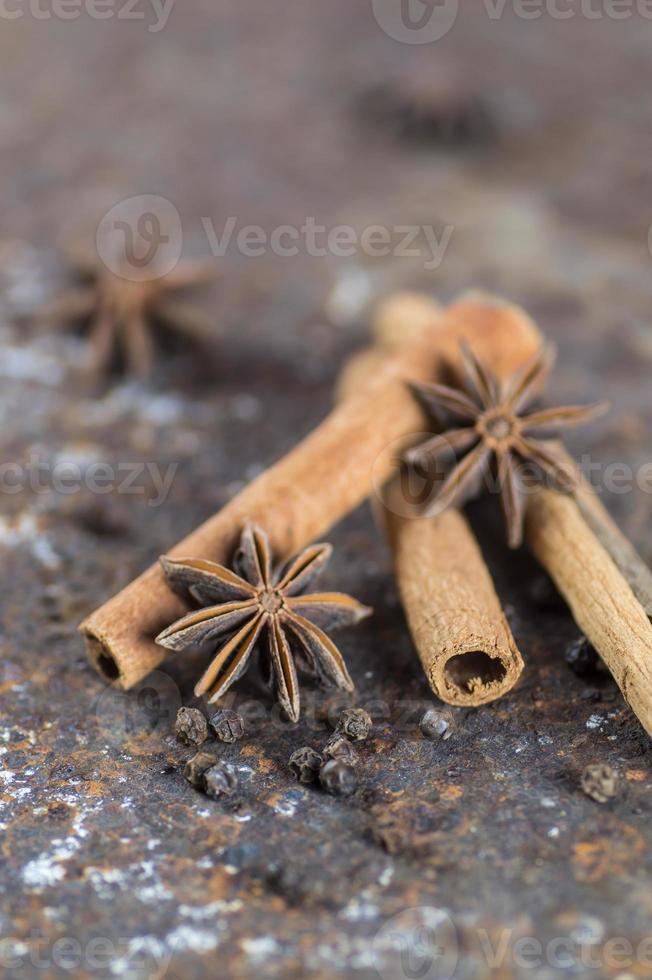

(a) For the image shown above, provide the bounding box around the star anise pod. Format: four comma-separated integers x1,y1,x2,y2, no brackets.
156,524,372,722
40,240,217,378
406,343,608,548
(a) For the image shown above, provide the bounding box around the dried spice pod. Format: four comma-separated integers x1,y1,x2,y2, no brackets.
420,707,454,741
184,752,215,789
288,747,323,784
319,759,358,797
81,291,541,691
175,706,208,746
204,762,239,801
156,523,371,723
209,708,245,743
323,734,360,768
40,237,218,378
581,763,621,803
335,707,373,742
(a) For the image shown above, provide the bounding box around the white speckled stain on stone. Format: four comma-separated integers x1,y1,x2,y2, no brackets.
179,899,243,920
586,713,605,730
0,513,61,569
242,936,280,962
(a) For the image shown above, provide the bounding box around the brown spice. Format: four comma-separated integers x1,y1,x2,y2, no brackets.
40,239,217,377
80,291,542,691
406,342,607,548
183,751,215,789
335,707,373,742
156,523,370,722
581,763,621,803
174,706,208,746
525,485,652,737
209,708,245,744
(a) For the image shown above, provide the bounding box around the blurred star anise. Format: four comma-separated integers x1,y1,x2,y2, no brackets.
40,241,217,378
156,524,371,722
406,343,608,548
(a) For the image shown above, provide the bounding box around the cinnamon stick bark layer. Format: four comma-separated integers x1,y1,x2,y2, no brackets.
80,291,542,689
382,492,524,706
526,487,652,736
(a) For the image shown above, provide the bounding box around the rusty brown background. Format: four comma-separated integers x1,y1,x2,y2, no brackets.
1,2,651,978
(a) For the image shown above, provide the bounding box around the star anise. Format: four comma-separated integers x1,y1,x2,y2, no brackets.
156,524,372,722
405,342,608,548
40,241,217,378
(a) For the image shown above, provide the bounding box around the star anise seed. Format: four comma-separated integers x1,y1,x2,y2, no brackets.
40,238,218,378
406,342,608,548
156,523,372,723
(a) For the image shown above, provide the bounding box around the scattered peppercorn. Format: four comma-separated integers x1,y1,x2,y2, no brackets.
183,751,215,789
319,759,358,797
175,707,208,746
420,707,454,741
336,707,373,742
288,747,323,784
323,734,359,768
204,762,239,801
565,637,600,678
209,707,245,743
581,763,621,804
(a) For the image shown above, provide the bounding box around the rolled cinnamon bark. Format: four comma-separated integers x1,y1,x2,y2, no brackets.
382,487,524,706
80,291,542,689
525,486,652,736
338,292,531,706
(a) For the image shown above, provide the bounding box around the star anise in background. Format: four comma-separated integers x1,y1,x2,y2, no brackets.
40,240,218,378
156,524,372,722
361,62,493,147
406,343,608,548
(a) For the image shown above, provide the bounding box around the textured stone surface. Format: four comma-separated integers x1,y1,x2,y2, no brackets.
0,4,651,979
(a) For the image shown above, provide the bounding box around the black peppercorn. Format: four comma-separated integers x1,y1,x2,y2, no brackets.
420,707,454,741
209,708,245,743
319,759,358,797
581,763,621,803
204,762,239,801
288,747,323,784
565,638,599,678
175,707,208,747
336,707,373,742
323,734,359,768
184,751,215,789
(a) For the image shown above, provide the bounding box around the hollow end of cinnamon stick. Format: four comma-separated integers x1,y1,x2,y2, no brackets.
382,500,524,708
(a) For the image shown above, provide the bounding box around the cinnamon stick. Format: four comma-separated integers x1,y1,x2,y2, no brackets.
337,292,533,706
80,291,542,689
525,486,652,736
382,486,524,706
